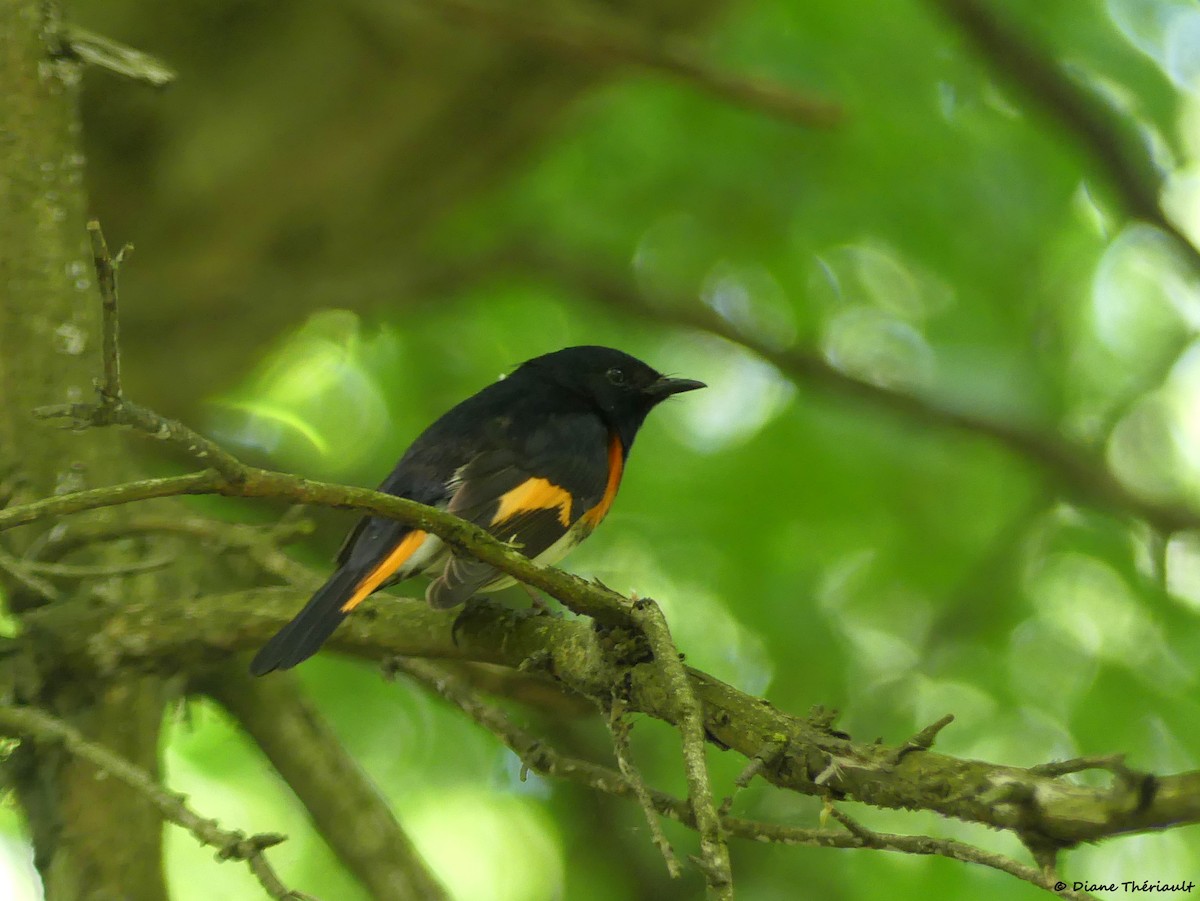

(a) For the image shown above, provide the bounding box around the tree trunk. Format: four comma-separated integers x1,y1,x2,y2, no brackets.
1,4,168,898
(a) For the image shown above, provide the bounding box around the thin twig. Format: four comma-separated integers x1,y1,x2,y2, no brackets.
826,806,883,847
886,714,955,766
29,513,316,588
0,472,222,533
721,736,787,815
86,220,127,405
0,703,310,901
421,0,841,128
14,554,175,578
605,701,682,878
438,660,592,714
752,817,1100,901
34,398,246,482
55,25,176,86
0,547,61,603
388,657,1100,901
1029,755,1128,778
627,597,732,899
39,222,246,481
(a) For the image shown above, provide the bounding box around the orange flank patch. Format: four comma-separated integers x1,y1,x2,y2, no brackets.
494,478,574,528
340,529,429,613
582,433,624,528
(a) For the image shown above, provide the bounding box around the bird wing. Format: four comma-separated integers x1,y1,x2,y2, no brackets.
425,424,617,609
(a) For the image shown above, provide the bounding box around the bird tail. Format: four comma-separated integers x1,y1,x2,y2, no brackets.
250,568,364,675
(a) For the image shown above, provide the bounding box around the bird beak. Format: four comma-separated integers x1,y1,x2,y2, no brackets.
646,376,706,398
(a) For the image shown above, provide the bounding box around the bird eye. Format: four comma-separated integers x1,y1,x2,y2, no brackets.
605,368,626,386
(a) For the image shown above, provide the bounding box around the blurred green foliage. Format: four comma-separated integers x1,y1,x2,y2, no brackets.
6,0,1200,898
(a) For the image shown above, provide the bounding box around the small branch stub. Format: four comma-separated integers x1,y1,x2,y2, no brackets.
58,25,177,86
86,220,129,405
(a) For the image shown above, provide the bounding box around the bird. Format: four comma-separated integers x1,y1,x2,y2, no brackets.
250,345,705,674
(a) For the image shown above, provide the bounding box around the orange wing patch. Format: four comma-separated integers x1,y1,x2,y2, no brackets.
493,478,573,528
340,529,429,613
582,433,625,528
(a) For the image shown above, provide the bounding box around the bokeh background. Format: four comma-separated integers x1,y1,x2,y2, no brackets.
5,0,1200,897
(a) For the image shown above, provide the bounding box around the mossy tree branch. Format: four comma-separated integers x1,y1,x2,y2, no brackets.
19,583,1200,856
389,658,1102,901
0,704,306,901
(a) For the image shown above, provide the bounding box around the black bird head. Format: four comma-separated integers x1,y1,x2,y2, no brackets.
520,345,706,448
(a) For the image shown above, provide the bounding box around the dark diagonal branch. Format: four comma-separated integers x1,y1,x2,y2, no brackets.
0,704,310,901
924,0,1200,271
200,664,450,901
511,247,1200,534
419,0,841,128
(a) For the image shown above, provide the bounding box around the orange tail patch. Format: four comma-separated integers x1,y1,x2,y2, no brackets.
340,530,428,613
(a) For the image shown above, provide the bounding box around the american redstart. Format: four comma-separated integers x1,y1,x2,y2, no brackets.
251,345,705,674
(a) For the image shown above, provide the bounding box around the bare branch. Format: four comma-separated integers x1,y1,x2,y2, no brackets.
887,713,956,765
0,471,221,532
52,24,176,86
35,223,247,481
200,665,450,901
1030,755,1129,779
627,596,731,896
420,0,841,129
721,736,788,815
924,0,1200,273
604,701,682,878
24,587,1200,849
512,246,1200,534
33,396,247,481
28,513,318,589
84,220,133,405
388,657,1102,901
0,703,311,901
0,546,60,602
